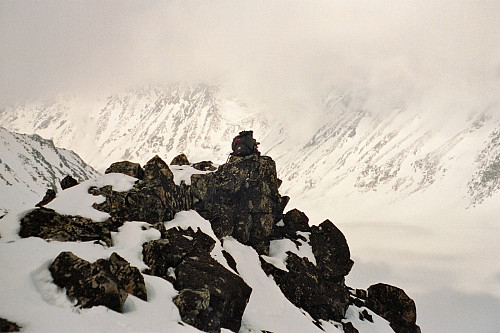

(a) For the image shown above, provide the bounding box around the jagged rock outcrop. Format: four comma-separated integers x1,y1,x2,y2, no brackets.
35,189,56,207
19,207,112,246
93,156,191,223
60,175,78,190
49,251,146,313
0,318,21,332
365,283,421,333
105,160,144,179
263,211,352,322
143,227,252,332
171,153,190,166
191,154,289,254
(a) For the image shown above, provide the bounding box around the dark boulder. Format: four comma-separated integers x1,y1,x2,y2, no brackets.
191,154,288,254
0,318,21,332
93,156,191,223
262,252,350,322
19,207,112,246
171,153,190,166
49,251,146,313
35,189,56,207
60,175,79,190
342,322,359,333
143,227,215,282
49,252,127,312
271,208,310,240
105,161,144,179
310,219,354,282
365,283,421,333
192,160,217,171
143,227,251,332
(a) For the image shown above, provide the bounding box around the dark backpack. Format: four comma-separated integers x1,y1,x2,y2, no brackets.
231,131,257,156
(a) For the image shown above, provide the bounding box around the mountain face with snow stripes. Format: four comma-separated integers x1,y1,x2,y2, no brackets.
1,84,499,220
0,127,100,215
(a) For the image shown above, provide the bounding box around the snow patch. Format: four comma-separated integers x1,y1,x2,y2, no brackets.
46,173,137,222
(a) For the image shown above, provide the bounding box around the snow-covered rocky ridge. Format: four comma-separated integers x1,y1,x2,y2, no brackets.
0,127,100,216
0,152,420,333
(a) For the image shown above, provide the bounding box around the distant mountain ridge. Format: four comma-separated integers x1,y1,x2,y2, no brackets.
0,127,100,215
1,84,500,220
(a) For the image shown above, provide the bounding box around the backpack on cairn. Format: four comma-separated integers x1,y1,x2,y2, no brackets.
231,130,259,157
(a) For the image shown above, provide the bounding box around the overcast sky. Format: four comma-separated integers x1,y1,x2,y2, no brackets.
1,0,499,114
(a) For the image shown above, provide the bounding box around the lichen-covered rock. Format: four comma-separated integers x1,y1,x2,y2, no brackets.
0,318,21,332
49,251,147,313
105,252,147,301
105,161,144,179
35,189,56,207
173,288,211,328
310,219,354,282
93,156,191,223
60,175,79,190
49,252,127,312
365,283,421,333
143,227,251,332
142,227,215,282
192,160,217,171
191,154,288,254
171,153,190,166
19,207,112,246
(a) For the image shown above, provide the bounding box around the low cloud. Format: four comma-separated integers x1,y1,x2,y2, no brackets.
1,0,499,122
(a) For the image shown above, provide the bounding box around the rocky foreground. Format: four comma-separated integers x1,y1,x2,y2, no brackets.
10,152,420,333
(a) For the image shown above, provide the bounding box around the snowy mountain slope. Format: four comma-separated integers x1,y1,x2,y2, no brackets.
0,85,275,171
0,127,100,216
0,172,395,333
269,92,500,218
1,84,499,213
